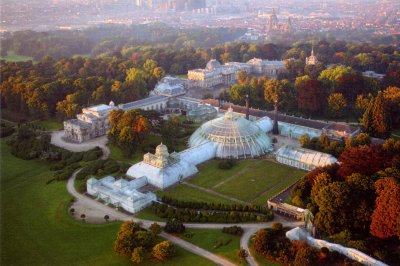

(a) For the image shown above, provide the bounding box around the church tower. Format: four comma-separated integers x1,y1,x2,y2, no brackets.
306,47,318,65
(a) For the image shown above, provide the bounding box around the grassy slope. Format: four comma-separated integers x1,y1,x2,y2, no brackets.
180,228,242,265
215,161,306,204
0,139,214,266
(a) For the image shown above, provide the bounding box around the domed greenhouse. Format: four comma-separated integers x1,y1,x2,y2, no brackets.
188,108,272,159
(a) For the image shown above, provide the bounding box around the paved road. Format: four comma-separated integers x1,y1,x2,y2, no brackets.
51,131,110,159
67,171,302,266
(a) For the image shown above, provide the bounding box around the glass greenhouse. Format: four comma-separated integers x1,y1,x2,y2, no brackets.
275,145,337,171
186,104,218,123
278,122,322,139
189,108,272,159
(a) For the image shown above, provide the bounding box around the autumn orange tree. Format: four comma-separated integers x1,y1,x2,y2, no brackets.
108,109,151,157
151,241,176,261
370,177,400,239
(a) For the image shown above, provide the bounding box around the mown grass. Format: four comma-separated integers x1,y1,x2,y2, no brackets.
0,51,34,62
179,228,242,265
215,160,306,204
188,159,259,188
0,138,215,266
156,183,235,205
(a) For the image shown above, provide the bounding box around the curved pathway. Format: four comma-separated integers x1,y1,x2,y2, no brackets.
67,171,303,266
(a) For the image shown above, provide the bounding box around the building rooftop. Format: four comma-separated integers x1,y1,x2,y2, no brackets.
87,104,114,113
118,95,167,111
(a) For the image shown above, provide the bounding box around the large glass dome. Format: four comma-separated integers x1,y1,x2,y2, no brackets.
189,108,272,159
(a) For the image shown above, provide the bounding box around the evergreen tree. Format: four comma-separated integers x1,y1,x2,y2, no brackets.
362,97,375,136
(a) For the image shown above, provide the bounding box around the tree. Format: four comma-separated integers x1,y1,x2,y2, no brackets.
383,86,400,128
152,241,176,261
311,172,332,197
238,247,248,263
104,215,109,222
314,182,352,235
114,221,143,256
327,93,347,118
355,94,372,117
264,79,284,134
149,223,162,236
372,91,391,138
294,247,318,266
164,219,185,234
338,145,389,178
370,177,400,239
131,247,145,264
297,79,325,116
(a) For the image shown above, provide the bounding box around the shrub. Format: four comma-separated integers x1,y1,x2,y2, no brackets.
152,241,176,261
164,219,185,234
222,226,243,236
218,159,237,170
272,222,283,231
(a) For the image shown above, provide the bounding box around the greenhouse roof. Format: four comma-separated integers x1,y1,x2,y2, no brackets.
276,145,337,168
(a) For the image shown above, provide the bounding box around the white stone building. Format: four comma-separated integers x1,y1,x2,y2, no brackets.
63,103,117,143
86,176,156,213
188,58,286,89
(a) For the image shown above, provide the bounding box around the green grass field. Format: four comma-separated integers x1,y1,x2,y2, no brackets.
188,160,258,188
0,139,214,266
0,51,34,62
215,161,306,204
156,183,235,205
179,228,242,265
34,118,64,131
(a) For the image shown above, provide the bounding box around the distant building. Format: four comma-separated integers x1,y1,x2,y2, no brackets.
362,71,385,80
322,123,360,140
63,103,116,143
63,76,202,143
87,176,156,213
188,58,286,89
306,47,318,65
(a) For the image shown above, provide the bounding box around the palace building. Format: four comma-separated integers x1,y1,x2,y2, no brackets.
188,58,286,89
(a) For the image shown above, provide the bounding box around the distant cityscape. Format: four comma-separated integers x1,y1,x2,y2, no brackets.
1,0,399,36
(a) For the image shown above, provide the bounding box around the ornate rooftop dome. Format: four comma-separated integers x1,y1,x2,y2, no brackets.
155,143,169,157
205,59,221,71
188,108,272,159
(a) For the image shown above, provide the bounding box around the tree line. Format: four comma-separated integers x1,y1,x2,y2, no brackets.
290,138,400,265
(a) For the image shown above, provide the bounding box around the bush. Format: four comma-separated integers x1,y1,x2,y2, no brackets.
164,219,185,234
218,159,237,170
222,226,243,236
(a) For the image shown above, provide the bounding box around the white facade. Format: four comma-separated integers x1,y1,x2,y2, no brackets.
127,142,216,189
188,58,286,89
64,103,116,143
86,176,156,213
275,145,337,171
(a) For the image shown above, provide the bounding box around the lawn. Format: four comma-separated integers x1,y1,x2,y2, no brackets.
156,183,235,205
214,160,306,204
0,139,214,266
188,159,259,188
34,118,64,131
0,50,34,62
179,228,242,265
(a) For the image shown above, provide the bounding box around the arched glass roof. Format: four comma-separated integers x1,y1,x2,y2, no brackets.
186,104,218,123
189,108,272,159
276,145,337,168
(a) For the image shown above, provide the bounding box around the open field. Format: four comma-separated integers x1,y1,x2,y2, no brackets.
0,138,214,266
188,159,258,188
156,183,235,204
0,51,34,62
215,161,306,204
179,228,242,265
163,159,306,205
